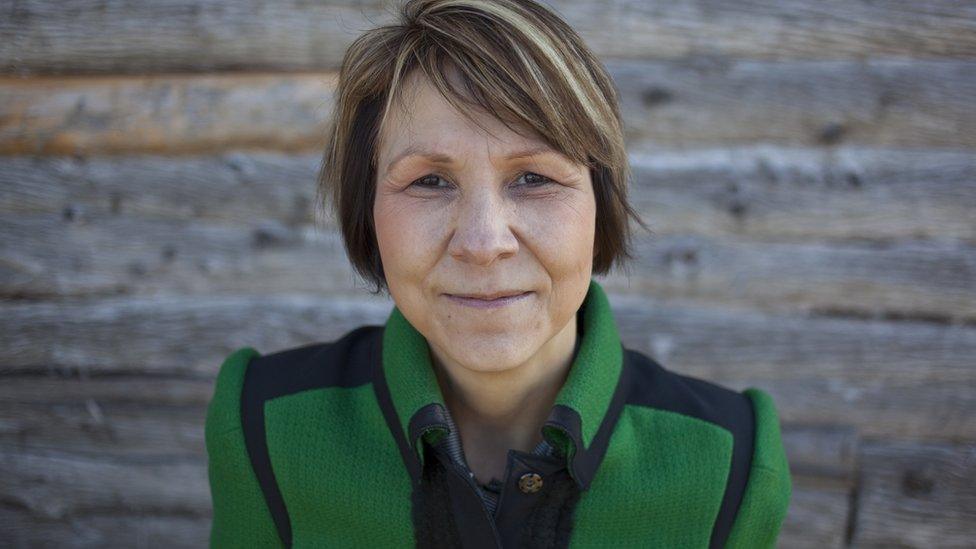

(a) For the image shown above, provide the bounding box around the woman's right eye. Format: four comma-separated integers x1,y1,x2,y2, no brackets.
410,174,450,189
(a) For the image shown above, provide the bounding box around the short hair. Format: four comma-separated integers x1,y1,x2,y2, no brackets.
317,0,649,295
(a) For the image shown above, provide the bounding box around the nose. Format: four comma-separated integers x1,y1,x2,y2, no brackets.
447,189,519,267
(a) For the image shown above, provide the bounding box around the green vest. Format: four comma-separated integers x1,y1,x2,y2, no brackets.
205,279,791,548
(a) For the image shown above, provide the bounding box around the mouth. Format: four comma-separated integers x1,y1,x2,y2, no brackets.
444,290,533,309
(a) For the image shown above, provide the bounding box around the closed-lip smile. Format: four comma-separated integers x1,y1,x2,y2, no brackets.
448,290,527,300
444,290,533,309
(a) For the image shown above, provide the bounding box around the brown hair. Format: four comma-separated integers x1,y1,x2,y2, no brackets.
316,0,649,294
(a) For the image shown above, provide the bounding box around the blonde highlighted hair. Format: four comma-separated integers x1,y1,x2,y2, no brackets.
318,0,648,294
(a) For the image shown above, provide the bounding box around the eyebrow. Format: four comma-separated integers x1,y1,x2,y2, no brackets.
382,144,567,175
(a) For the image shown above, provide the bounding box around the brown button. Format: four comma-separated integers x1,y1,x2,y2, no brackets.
518,472,543,493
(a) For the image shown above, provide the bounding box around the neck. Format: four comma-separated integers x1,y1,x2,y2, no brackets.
428,313,580,464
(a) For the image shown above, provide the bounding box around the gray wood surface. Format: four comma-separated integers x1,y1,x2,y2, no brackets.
3,0,975,75
853,441,976,548
0,447,210,519
0,73,337,155
0,507,210,549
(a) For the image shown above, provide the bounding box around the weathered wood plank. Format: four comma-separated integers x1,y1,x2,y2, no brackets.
0,151,321,223
0,73,335,155
0,294,393,375
607,58,976,149
0,0,394,75
4,208,973,320
781,425,857,482
3,146,974,241
0,507,209,549
0,446,209,519
0,374,212,406
2,59,974,154
2,294,974,441
569,0,976,61
852,441,976,548
627,147,976,242
0,401,206,457
603,235,976,323
2,0,974,75
718,377,976,444
0,374,211,459
777,479,850,549
0,214,362,300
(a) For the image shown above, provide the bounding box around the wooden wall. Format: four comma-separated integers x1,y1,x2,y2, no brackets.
2,1,974,547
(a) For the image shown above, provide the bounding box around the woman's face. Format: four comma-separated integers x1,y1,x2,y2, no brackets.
373,71,596,374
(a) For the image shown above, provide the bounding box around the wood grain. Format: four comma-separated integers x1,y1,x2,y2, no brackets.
627,147,976,242
852,441,976,548
0,401,207,457
777,479,850,548
607,58,976,149
2,58,973,154
0,446,209,519
0,151,322,223
3,0,975,76
0,294,393,375
0,507,209,549
0,73,336,155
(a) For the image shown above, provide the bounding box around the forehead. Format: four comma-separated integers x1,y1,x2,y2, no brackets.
377,71,550,167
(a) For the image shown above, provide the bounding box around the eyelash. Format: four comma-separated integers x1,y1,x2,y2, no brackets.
409,171,555,191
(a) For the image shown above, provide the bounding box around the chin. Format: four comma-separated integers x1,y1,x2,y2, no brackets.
447,340,533,373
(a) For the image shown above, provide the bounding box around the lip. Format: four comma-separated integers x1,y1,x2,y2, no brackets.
445,291,533,309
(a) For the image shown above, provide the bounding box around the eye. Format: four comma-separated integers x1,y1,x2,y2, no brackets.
517,171,555,189
409,174,452,189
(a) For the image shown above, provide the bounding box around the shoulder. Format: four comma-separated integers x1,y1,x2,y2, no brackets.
622,345,790,472
206,325,384,434
622,347,791,546
243,324,383,401
623,347,755,439
725,387,792,547
205,346,261,439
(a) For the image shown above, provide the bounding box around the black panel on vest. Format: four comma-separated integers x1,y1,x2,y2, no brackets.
239,325,383,547
622,349,756,549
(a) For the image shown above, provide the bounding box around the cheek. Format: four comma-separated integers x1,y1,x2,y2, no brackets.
373,196,448,275
518,194,596,267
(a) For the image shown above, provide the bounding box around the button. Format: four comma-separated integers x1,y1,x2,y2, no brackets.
518,472,543,493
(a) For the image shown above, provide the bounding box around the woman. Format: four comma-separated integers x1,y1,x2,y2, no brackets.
205,0,791,547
